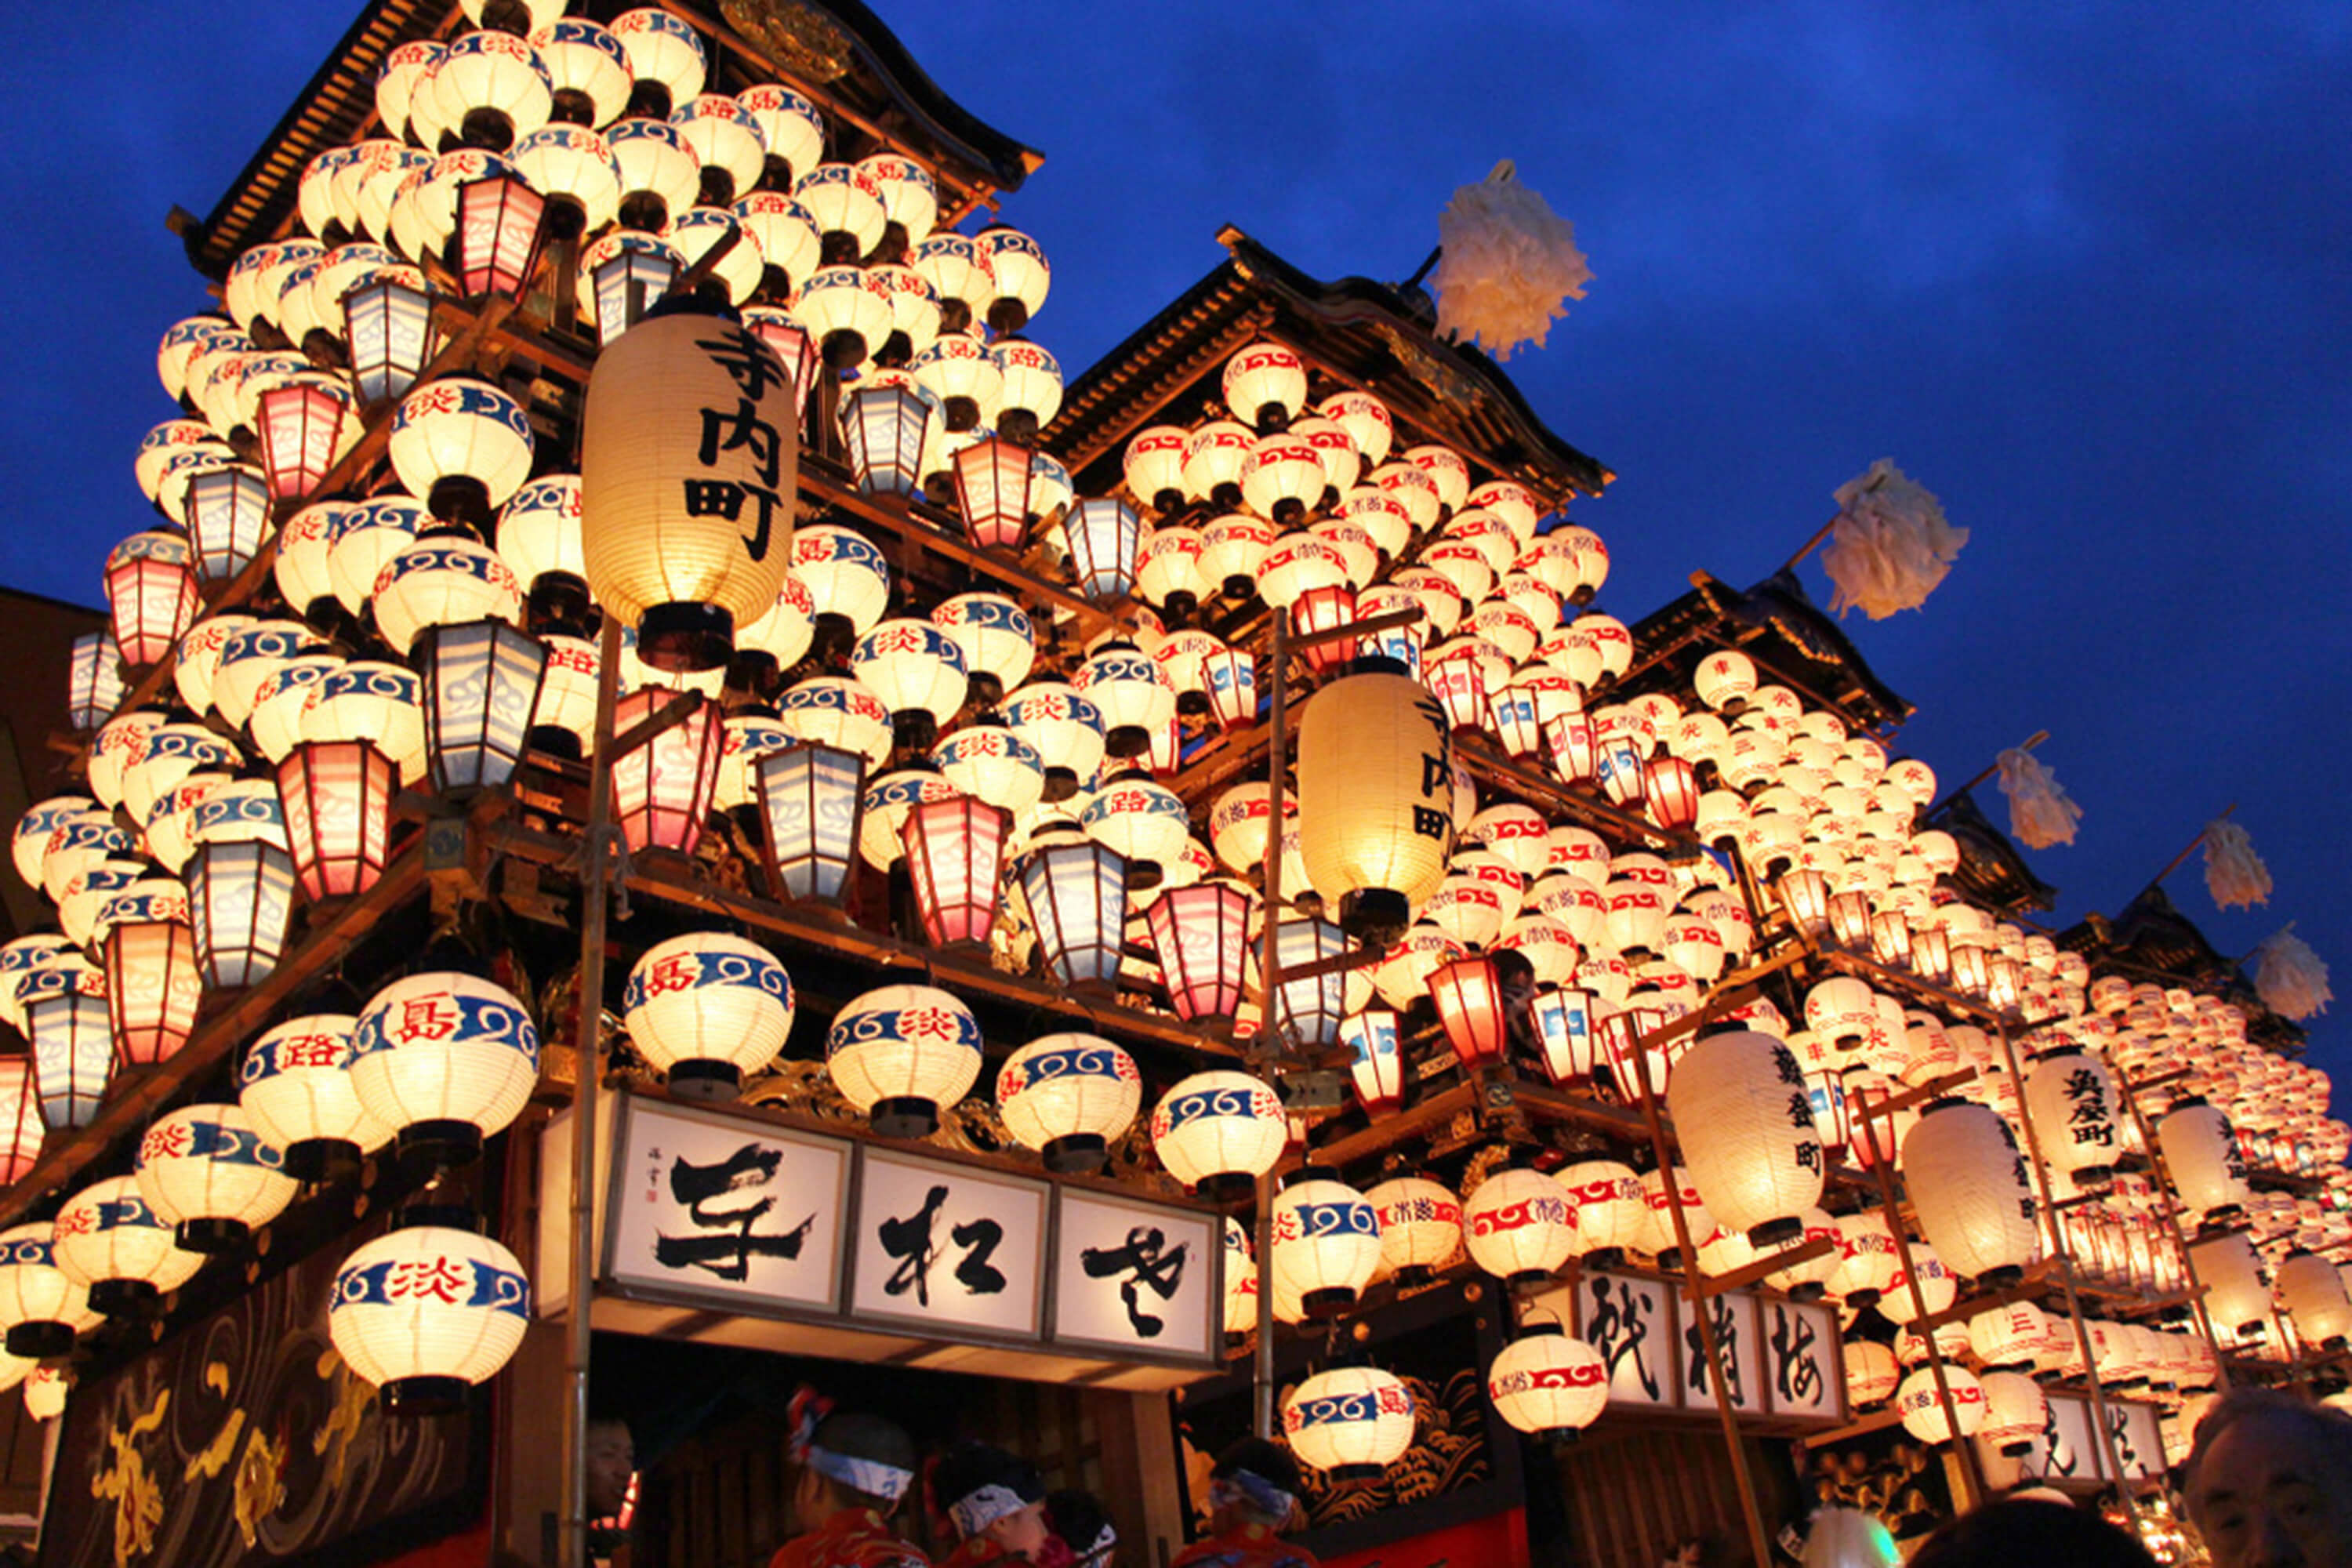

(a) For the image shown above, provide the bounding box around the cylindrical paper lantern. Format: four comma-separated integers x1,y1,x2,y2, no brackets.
1667,1029,1824,1247
1900,1098,2038,1285
995,1033,1139,1174
823,983,982,1139
2278,1250,2352,1348
1271,1172,1381,1319
1296,667,1452,945
1894,1365,1984,1443
580,311,797,670
134,1104,296,1251
1462,1167,1574,1286
2160,1096,2252,1221
1488,1326,1608,1442
1844,1339,1898,1407
1149,1069,1284,1204
1976,1370,2046,1457
350,971,541,1167
2024,1046,2122,1192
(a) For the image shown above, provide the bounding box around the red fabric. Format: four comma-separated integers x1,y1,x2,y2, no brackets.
1319,1508,1527,1568
937,1538,1022,1568
1171,1520,1323,1568
769,1507,932,1568
377,1520,494,1567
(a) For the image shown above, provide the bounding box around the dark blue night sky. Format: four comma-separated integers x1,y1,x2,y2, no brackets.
1,2,2340,1097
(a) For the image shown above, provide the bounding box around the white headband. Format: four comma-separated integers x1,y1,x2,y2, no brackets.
949,1483,1032,1537
807,1445,913,1506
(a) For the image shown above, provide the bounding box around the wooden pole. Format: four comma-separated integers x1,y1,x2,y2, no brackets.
1853,1082,1987,1508
1621,1040,1777,1568
1991,1020,2146,1529
1926,731,2047,819
561,615,624,1568
2136,805,2235,902
2111,1072,2234,1391
1251,607,1289,1441
1780,515,1841,573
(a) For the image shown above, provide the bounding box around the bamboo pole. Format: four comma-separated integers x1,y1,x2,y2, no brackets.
2109,1068,2234,1392
1251,606,1288,1441
1780,515,1841,573
1925,731,2048,819
561,615,625,1568
1621,1038,1777,1568
1852,1081,1986,1508
1991,1020,2146,1528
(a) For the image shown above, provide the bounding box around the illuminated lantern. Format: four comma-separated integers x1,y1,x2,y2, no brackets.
343,264,436,406
1150,1069,1285,1203
1826,1211,1901,1307
106,531,200,667
1065,499,1145,606
1343,1009,1405,1115
53,1175,205,1316
580,313,797,671
19,958,110,1131
278,740,397,901
778,676,893,772
250,653,344,764
328,1221,530,1415
0,1060,40,1183
187,783,297,989
1021,836,1127,993
1198,511,1274,596
1895,1366,1985,1443
1967,1301,2051,1370
1878,1244,1957,1325
995,1033,1139,1174
1222,1220,1258,1338
619,932,792,1101
1365,1176,1460,1285
840,374,935,497
612,687,723,855
183,463,274,583
1269,916,1350,1051
120,722,241,831
495,474,588,631
1805,976,1880,1052
1489,1327,1608,1443
1283,1366,1414,1480
2159,1097,2252,1220
1148,882,1254,1025
2024,1045,2121,1192
1555,1161,1644,1265
44,820,135,920
1428,954,1508,1070
0,1226,91,1358
988,338,1062,445
1668,1030,1824,1246
387,377,534,537
826,984,982,1139
1462,1167,1574,1286
143,772,227,876
100,880,201,1067
239,1014,392,1180
903,795,1008,947
791,523,892,643
13,797,94,893
755,742,863,905
417,620,549,796
1900,1099,2038,1285
350,971,540,1165
853,619,967,751
1076,778,1190,887
1223,341,1308,431
1976,1370,2046,1457
372,532,527,660
950,437,1033,551
972,225,1049,337
2278,1251,2352,1348
0,936,73,1040
1842,1340,1898,1408
581,231,679,346
2190,1233,2271,1341
1270,1171,1381,1319
1295,667,1452,944
134,1105,296,1251
931,593,1035,709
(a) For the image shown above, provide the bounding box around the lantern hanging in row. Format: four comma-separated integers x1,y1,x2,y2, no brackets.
1271,917,1350,1052
0,1225,91,1357
1667,1029,1824,1247
329,1218,531,1416
187,784,298,990
350,971,541,1167
239,1013,394,1181
134,1104,296,1252
1462,1167,1574,1287
903,794,1007,948
2158,1096,2251,1221
344,266,436,407
994,1033,1139,1174
1270,1171,1381,1321
102,880,202,1069
106,532,201,669
53,1174,205,1316
418,619,550,797
278,740,397,902
184,465,276,583
612,687,723,855
1364,1175,1461,1285
1148,881,1253,1025
1899,1098,2038,1286
1488,1324,1608,1443
19,959,110,1132
1021,837,1127,993
1428,953,1507,1070
1150,1069,1284,1206
1283,1367,1415,1480
2023,1044,2120,1193
824,983,982,1140
622,931,794,1100
757,741,864,905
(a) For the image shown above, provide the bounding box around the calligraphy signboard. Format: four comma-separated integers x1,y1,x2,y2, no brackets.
604,1096,851,1316
1047,1189,1220,1361
1566,1271,1679,1409
1680,1290,1762,1414
1530,1269,1845,1428
848,1148,1049,1341
1760,1298,1842,1421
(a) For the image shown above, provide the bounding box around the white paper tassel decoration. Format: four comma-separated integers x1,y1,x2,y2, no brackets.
2254,925,2331,1020
1428,162,1591,362
2202,818,2272,910
1821,459,1967,620
1995,747,2082,849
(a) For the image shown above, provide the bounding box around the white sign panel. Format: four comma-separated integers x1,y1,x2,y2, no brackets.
850,1148,1048,1341
1680,1290,1762,1414
1760,1299,1842,1421
2029,1392,2100,1483
606,1097,851,1314
1574,1272,1679,1409
1048,1190,1220,1363
2106,1400,2166,1482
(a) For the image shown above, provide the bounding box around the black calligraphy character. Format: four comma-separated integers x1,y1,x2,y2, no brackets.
1588,1277,1659,1399
1080,1225,1189,1338
1773,1046,1806,1088
1686,1296,1742,1402
699,399,784,489
2042,1399,2077,1477
2107,1407,2140,1476
951,1218,1006,1296
1769,1306,1823,1406
1787,1090,1816,1130
680,478,786,562
1793,1140,1823,1174
652,1142,815,1282
880,1184,950,1305
695,329,789,402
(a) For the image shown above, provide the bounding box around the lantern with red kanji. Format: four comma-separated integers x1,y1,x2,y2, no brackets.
350,971,541,1167
100,881,201,1069
329,1219,531,1416
824,984,983,1140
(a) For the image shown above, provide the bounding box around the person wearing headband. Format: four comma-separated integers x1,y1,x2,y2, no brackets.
771,1390,929,1568
933,1442,1054,1566
1172,1438,1319,1568
1044,1490,1118,1568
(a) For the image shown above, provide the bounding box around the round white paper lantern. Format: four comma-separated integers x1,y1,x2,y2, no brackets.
2160,1096,2252,1221
1149,1069,1285,1204
133,1104,296,1252
622,931,794,1100
1877,1243,1958,1326
1827,1211,1903,1308
350,971,541,1166
329,1221,530,1416
1552,1160,1647,1265
53,1175,206,1317
1975,1370,2047,1456
1463,1167,1575,1286
2024,1046,2122,1192
1844,1338,1898,1406
239,1013,395,1181
1895,1365,1985,1443
995,1033,1140,1174
581,312,797,671
1667,1029,1824,1247
1365,1176,1463,1285
1487,1327,1608,1442
2278,1250,2352,1348
387,377,535,532
1282,1366,1414,1480
1270,1173,1381,1320
824,983,982,1140
1900,1098,2039,1285
0,1225,93,1359
1968,1300,2052,1368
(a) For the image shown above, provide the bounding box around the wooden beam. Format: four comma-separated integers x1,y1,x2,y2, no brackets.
1694,1234,1836,1299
